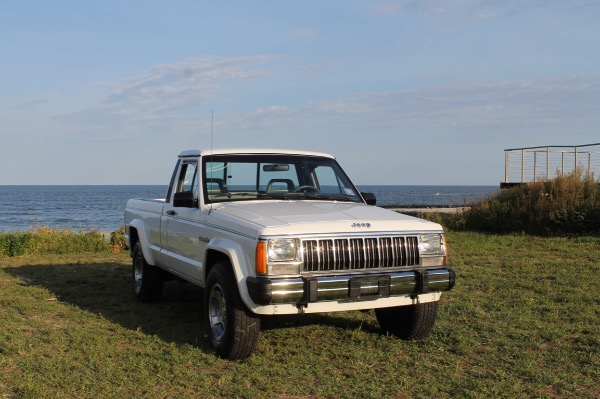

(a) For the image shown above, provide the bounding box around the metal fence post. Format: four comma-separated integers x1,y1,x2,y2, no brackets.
546,146,549,180
505,150,509,183
521,149,525,183
533,151,537,182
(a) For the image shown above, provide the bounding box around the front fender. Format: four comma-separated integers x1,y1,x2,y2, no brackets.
206,236,256,308
128,219,157,265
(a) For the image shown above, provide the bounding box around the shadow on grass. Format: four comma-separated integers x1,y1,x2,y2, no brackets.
5,261,382,350
5,262,208,349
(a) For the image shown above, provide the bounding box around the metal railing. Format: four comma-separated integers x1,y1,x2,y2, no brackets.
503,143,600,185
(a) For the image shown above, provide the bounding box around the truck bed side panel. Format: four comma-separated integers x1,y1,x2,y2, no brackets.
125,198,165,265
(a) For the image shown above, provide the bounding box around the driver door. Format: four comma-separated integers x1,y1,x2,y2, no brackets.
162,160,206,284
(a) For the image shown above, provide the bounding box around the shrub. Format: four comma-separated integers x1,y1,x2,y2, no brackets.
0,231,35,257
464,171,600,235
110,227,127,253
0,227,112,257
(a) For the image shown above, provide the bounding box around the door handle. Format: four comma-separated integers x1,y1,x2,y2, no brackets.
166,210,177,216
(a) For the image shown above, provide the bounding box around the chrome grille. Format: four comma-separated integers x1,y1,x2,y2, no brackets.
301,236,419,273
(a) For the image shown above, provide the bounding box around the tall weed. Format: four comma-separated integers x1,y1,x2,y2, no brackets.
109,226,127,253
465,171,600,235
0,231,35,256
0,227,111,257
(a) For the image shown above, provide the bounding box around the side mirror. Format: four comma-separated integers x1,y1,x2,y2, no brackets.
361,192,376,206
173,191,196,208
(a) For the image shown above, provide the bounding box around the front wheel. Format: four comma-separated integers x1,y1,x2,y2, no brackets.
375,301,439,340
204,262,261,360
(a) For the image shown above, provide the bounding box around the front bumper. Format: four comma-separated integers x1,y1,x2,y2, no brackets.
246,268,455,306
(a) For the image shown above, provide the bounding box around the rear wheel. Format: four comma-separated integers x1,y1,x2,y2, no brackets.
204,262,260,360
132,242,163,302
375,301,439,340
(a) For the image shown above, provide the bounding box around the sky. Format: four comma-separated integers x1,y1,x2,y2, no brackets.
1,0,599,185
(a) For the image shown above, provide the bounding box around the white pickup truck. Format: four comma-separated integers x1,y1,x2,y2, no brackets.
125,148,455,359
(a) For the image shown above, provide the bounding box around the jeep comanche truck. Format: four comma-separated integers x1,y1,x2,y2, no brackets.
124,148,455,359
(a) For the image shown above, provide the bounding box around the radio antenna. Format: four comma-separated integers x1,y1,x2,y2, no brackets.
209,110,214,214
210,109,214,155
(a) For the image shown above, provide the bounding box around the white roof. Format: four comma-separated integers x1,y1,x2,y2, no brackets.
179,148,335,159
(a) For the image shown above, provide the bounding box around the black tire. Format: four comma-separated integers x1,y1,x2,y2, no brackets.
132,242,163,302
375,301,439,340
204,262,260,360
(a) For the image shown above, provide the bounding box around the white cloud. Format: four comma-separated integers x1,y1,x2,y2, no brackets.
404,0,464,16
13,93,59,109
474,11,500,20
52,52,600,144
102,55,273,112
373,1,589,23
358,74,600,130
222,73,600,133
54,55,275,137
220,99,371,132
372,3,402,16
287,27,316,37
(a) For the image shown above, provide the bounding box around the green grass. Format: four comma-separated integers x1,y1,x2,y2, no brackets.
1,233,599,398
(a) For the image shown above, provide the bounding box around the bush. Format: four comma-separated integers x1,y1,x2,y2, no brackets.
110,227,127,253
0,231,35,257
464,171,600,235
0,227,112,257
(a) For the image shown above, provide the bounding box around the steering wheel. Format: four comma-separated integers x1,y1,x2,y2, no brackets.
294,185,320,193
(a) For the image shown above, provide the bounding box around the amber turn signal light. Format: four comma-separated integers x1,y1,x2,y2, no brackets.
255,242,267,274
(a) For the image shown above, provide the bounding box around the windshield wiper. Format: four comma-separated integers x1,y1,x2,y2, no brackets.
209,192,255,198
256,193,289,200
282,192,356,202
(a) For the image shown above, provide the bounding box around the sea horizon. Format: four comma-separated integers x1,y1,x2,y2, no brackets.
0,183,499,186
0,184,499,232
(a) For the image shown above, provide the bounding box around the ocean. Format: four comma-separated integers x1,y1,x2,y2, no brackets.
0,185,498,232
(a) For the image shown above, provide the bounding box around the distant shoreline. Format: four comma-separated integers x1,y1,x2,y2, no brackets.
391,207,469,215
1,186,493,232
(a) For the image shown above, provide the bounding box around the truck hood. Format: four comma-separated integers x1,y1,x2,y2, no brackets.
211,201,442,236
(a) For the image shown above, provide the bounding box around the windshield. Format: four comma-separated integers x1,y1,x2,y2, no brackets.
203,154,363,204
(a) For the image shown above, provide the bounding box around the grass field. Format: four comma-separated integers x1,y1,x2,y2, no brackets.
1,232,598,398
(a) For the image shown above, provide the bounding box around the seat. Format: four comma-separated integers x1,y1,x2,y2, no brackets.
266,179,295,193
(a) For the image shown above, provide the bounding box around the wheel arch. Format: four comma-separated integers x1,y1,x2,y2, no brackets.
204,237,255,309
205,249,231,277
127,219,156,265
128,226,140,252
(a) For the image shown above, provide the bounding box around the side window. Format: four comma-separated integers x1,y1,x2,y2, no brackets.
166,159,181,203
176,162,199,201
